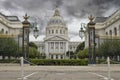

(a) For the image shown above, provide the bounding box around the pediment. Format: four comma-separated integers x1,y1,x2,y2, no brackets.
45,36,68,41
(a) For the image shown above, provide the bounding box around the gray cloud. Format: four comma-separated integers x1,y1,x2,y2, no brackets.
2,0,120,18
64,0,120,18
1,0,120,40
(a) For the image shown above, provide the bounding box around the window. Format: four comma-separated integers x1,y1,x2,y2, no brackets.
6,31,8,34
60,30,62,34
49,30,50,34
73,46,75,49
55,42,58,49
109,30,112,36
60,47,63,49
51,55,53,59
56,55,58,59
52,30,54,34
51,42,54,49
1,28,4,34
56,30,58,34
60,42,63,49
56,47,58,49
114,27,117,36
106,32,108,35
64,31,65,34
51,47,53,49
70,46,72,49
61,55,63,59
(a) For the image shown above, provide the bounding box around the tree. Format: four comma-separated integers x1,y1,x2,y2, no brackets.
66,51,75,59
0,38,18,59
29,42,38,49
29,47,40,58
29,42,40,58
77,48,88,59
75,41,85,54
19,47,40,59
98,40,120,59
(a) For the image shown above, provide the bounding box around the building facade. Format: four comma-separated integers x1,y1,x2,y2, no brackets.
85,9,120,48
34,8,80,59
0,13,22,35
0,13,22,59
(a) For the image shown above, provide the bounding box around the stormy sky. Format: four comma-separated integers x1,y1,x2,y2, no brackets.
0,0,120,41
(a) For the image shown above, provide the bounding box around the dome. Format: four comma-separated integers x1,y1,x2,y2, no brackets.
47,8,66,26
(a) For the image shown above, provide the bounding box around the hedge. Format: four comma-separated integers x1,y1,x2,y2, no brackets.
30,59,88,66
0,59,19,63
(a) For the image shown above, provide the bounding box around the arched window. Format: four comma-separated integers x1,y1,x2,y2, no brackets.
1,28,4,34
106,32,108,35
114,27,117,36
109,30,112,36
6,31,8,34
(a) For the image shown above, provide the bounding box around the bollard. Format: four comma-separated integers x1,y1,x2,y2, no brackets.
21,57,24,80
107,57,111,80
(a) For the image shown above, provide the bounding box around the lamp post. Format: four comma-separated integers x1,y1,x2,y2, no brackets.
88,15,96,64
31,20,39,39
22,14,30,60
79,15,96,64
22,14,39,61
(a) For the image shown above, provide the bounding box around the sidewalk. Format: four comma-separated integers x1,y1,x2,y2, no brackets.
0,64,120,72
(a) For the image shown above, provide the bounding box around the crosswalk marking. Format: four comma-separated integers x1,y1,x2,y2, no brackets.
88,72,114,80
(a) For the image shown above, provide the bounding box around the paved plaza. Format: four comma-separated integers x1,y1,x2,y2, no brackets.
0,64,120,80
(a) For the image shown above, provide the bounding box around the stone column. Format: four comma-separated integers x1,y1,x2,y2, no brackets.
65,42,68,59
51,42,52,53
59,42,60,53
48,42,50,54
66,42,68,52
45,42,49,59
49,55,51,59
54,42,55,53
50,42,51,53
53,55,56,59
117,55,120,61
63,55,65,59
58,55,61,59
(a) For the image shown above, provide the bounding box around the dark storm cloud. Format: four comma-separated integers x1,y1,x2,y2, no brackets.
2,0,63,11
92,0,120,6
64,0,120,19
53,0,63,7
2,0,120,18
1,0,120,37
1,0,65,35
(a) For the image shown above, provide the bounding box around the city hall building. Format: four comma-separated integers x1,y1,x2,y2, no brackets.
0,9,80,59
34,8,80,59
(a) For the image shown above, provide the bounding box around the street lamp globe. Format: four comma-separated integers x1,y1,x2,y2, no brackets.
79,27,84,39
33,27,39,39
